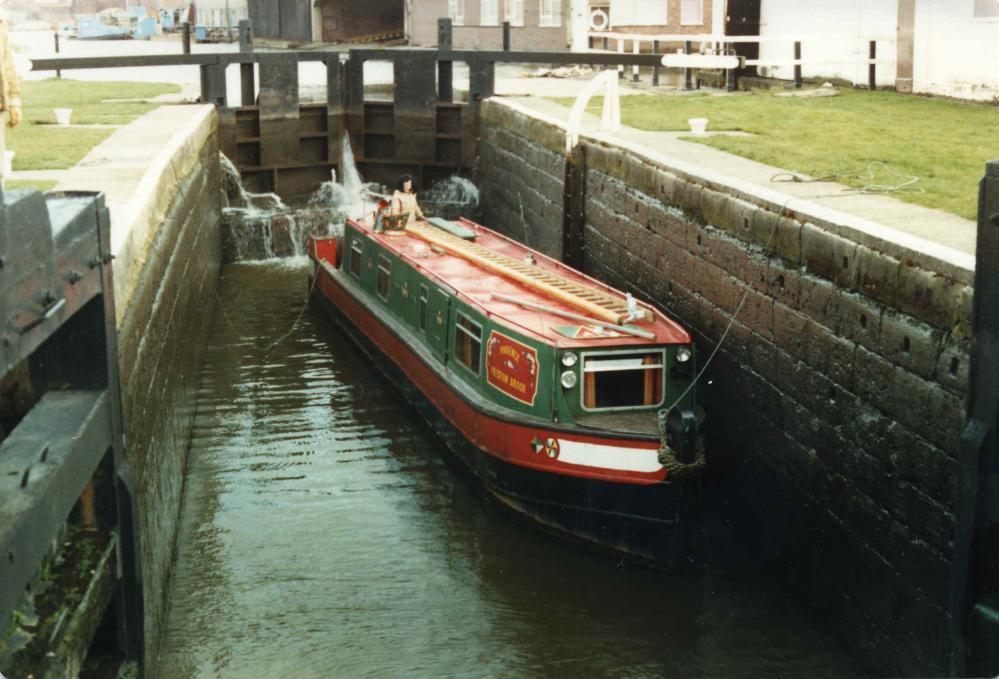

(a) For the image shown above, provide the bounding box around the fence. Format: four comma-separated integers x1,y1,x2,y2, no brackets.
588,31,895,90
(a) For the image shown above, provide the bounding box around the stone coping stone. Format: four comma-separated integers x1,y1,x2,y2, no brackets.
491,97,975,286
55,105,218,326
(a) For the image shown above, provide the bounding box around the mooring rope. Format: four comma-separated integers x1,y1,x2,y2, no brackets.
770,161,924,196
662,198,788,413
262,270,321,352
655,199,789,475
213,263,319,354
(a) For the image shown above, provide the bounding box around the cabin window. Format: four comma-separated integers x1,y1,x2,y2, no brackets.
454,313,482,375
349,238,363,278
581,351,665,410
376,254,391,300
419,284,429,333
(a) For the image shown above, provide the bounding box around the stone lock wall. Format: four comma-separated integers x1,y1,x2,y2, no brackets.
60,106,224,672
117,133,221,671
479,109,568,259
478,99,971,676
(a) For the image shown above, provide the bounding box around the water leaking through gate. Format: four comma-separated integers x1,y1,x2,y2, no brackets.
220,134,481,263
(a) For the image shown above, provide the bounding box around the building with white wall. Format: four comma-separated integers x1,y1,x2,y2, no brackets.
909,0,998,100
756,0,998,100
756,0,897,87
589,1,996,101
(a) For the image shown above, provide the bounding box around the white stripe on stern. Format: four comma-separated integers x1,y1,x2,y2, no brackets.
557,439,662,473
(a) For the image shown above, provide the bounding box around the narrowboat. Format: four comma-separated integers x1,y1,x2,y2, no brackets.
309,214,705,564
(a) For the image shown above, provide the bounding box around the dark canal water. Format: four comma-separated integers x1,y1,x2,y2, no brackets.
156,260,860,678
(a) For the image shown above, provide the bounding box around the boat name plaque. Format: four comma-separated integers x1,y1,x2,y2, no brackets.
486,331,539,406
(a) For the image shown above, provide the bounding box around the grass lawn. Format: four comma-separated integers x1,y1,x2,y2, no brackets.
553,88,998,220
6,179,58,192
9,79,182,171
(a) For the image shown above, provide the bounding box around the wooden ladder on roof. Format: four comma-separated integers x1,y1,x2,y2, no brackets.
406,222,653,326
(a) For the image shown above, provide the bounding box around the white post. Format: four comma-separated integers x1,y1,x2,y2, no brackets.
711,0,725,38
617,38,624,78
601,84,613,130
632,39,640,81
610,75,620,130
568,0,589,52
311,0,324,42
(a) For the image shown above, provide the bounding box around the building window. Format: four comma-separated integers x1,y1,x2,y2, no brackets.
418,284,429,333
449,0,465,25
349,238,362,278
974,0,999,18
376,254,391,300
454,313,482,376
505,0,524,26
611,0,665,26
539,0,561,26
481,0,499,25
581,351,665,411
680,0,703,25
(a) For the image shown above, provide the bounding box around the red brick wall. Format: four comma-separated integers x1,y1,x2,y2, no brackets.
409,0,569,50
321,0,403,42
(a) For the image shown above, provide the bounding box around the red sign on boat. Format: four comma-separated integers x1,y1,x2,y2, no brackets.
486,330,539,406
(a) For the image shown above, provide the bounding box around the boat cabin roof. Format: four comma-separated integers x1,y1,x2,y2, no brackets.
349,216,692,349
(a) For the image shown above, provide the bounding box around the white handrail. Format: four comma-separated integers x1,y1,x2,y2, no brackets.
746,58,894,67
588,31,896,44
566,70,620,154
585,31,897,86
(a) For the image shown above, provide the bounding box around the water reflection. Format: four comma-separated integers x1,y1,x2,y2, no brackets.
157,262,859,678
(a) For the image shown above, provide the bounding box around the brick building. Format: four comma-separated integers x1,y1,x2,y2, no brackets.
596,0,723,35
409,0,590,50
408,0,729,50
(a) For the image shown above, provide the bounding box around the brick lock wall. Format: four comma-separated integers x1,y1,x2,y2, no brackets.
478,98,970,677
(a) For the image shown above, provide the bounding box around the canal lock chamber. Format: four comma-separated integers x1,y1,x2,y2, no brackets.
5,43,992,676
